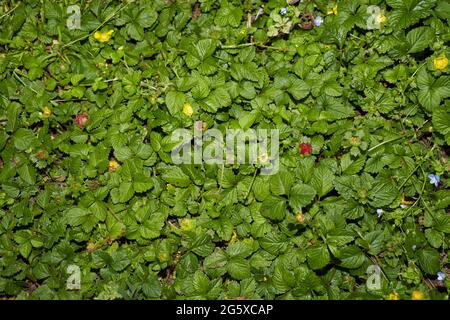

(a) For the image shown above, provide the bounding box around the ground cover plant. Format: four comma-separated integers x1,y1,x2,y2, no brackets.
0,0,449,300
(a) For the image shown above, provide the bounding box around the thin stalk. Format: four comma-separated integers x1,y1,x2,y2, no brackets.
244,169,258,201
62,2,129,48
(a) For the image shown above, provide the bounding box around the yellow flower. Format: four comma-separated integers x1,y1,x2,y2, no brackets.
388,292,400,300
332,5,338,14
180,218,195,231
411,290,425,300
433,55,448,71
158,253,168,262
258,153,269,164
183,103,194,117
42,106,52,118
296,212,305,223
86,241,98,253
351,136,360,145
166,183,175,191
149,95,157,104
94,30,114,43
108,159,120,172
327,5,338,15
230,231,238,243
377,13,387,24
401,195,414,205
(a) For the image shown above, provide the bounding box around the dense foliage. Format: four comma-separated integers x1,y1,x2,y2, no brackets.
0,0,449,300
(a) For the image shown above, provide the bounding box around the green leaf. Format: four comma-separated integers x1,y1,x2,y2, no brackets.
114,146,134,162
272,264,296,293
322,104,355,121
239,81,256,100
126,23,144,41
387,0,436,29
65,208,90,226
70,74,85,86
307,245,330,270
137,8,157,28
258,231,288,255
425,229,443,248
434,215,450,233
176,253,199,278
432,108,450,144
214,4,243,27
260,195,287,221
288,78,309,100
311,166,335,197
111,250,131,272
270,171,294,196
142,274,161,298
337,246,366,269
202,87,231,113
327,229,355,247
416,69,450,111
191,79,210,99
368,178,397,207
191,271,211,294
161,166,190,187
238,111,258,130
165,91,185,116
17,164,36,185
191,39,217,61
190,234,214,257
110,182,134,204
204,250,228,278
417,248,440,275
140,212,166,239
289,183,316,210
436,0,450,19
334,175,365,201
295,157,315,183
5,102,21,132
227,257,251,280
341,155,365,175
226,240,256,258
89,201,107,221
406,27,434,53
253,176,270,201
13,129,36,151
19,242,32,259
133,175,154,192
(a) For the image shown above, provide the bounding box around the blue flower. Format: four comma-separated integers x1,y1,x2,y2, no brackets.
428,173,440,187
314,16,324,26
280,7,287,15
437,272,446,281
376,209,383,217
256,7,263,19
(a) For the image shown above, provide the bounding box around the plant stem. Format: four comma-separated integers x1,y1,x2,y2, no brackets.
62,2,129,48
397,144,437,191
244,169,258,201
367,136,405,153
0,3,19,20
220,42,288,52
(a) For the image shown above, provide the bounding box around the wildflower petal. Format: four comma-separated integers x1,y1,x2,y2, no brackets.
314,16,323,27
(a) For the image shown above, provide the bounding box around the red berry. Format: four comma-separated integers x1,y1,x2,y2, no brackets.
300,143,312,155
75,113,88,128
